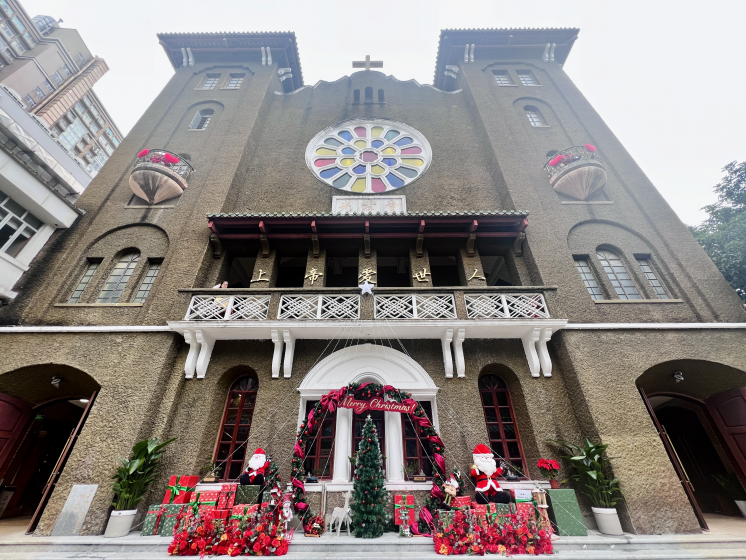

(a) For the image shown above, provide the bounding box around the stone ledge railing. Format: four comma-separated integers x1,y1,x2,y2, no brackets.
183,290,551,321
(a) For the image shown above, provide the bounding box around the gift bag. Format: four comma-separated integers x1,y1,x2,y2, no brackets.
394,495,415,526
163,475,198,504
141,504,165,536
158,503,186,536
235,485,261,505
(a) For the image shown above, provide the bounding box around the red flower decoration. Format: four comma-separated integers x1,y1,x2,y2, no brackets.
137,149,149,158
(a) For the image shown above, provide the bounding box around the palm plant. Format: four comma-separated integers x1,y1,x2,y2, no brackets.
550,438,624,508
111,437,176,511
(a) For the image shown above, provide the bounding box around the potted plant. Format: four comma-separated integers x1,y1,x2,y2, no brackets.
198,461,223,484
105,437,175,538
537,458,561,489
303,513,325,537
713,473,746,517
551,438,624,535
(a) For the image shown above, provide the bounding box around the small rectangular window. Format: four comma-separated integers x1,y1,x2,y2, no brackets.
0,22,14,40
34,87,44,99
43,79,53,92
225,73,245,89
0,0,14,16
526,110,545,127
23,94,35,107
10,38,25,54
62,64,71,75
81,112,93,125
106,128,120,146
517,70,539,86
636,257,669,299
67,261,99,303
78,52,85,64
75,102,85,115
22,31,34,48
52,71,62,84
574,257,604,300
492,70,513,86
50,125,60,136
200,74,220,90
83,95,92,106
0,195,42,258
132,261,161,303
89,120,100,132
11,16,25,33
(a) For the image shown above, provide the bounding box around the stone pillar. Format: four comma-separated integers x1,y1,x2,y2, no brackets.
409,247,432,287
332,407,353,482
458,245,488,287
385,411,405,482
250,248,278,288
303,247,326,288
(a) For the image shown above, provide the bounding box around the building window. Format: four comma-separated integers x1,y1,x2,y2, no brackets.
492,70,513,86
189,108,214,130
74,102,85,115
402,401,433,479
215,375,258,481
353,410,385,475
21,31,34,48
96,251,140,303
132,261,161,303
33,87,44,99
50,125,60,136
574,257,604,300
0,22,13,40
225,73,245,89
89,120,100,133
517,70,539,86
57,118,86,151
0,37,13,60
353,89,360,104
364,86,373,104
303,400,336,479
596,249,641,300
479,374,527,476
106,127,119,146
200,74,220,90
67,261,99,303
636,256,669,299
43,79,53,92
10,38,25,54
0,0,14,16
62,64,71,75
23,94,35,107
77,52,84,64
52,71,62,84
378,89,385,103
524,106,546,127
11,16,26,33
0,191,43,258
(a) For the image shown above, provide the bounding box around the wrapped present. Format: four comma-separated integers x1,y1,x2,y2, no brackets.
214,508,231,521
546,489,587,537
436,509,455,531
163,475,198,504
235,485,262,505
218,484,237,509
394,495,415,526
471,503,487,524
198,505,216,516
487,503,515,524
452,496,471,508
141,504,165,536
229,504,257,527
515,501,536,521
158,503,186,536
197,491,219,506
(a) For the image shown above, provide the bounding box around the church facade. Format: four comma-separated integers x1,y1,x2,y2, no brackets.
1,28,745,537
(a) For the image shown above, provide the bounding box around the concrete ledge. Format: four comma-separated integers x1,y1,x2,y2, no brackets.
593,299,683,304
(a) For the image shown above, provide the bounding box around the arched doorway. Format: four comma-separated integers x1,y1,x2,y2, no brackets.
0,365,99,533
637,360,746,529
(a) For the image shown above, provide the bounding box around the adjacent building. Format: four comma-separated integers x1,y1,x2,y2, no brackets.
0,28,744,539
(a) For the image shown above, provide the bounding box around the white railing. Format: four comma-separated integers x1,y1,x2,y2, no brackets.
464,293,549,319
374,294,457,319
278,294,360,320
185,295,270,321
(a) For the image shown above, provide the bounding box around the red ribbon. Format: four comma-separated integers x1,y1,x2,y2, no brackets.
320,390,339,413
291,478,305,493
382,385,396,393
413,415,431,427
434,453,445,473
428,435,444,447
294,441,304,459
295,502,308,511
418,506,434,536
430,483,444,500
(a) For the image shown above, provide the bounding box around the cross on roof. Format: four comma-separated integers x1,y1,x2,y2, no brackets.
352,55,383,71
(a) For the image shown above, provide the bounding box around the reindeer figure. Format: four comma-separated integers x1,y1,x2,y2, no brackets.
330,491,352,537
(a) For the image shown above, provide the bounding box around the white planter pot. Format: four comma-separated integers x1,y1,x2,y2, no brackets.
104,509,137,538
735,500,746,518
591,507,623,535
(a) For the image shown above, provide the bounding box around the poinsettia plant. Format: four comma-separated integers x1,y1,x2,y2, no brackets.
303,514,325,536
536,458,560,480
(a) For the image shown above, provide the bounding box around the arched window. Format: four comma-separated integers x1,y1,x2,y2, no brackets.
304,401,336,478
353,89,360,104
96,251,139,303
364,86,373,104
189,108,214,130
377,89,385,103
596,249,641,300
215,375,258,481
524,105,546,127
479,374,527,476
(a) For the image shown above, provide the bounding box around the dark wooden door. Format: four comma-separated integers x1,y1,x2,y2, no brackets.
0,392,32,478
707,388,746,487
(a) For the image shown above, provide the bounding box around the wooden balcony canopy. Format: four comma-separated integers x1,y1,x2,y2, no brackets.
207,210,529,241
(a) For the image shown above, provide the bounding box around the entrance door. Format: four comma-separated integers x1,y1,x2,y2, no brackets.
707,388,746,488
0,393,33,479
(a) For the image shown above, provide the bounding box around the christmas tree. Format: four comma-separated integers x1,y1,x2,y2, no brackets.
350,415,388,538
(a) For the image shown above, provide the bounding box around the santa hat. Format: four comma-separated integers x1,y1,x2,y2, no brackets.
473,443,493,457
253,448,266,456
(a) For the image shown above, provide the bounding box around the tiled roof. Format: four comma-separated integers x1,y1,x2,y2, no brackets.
207,209,528,219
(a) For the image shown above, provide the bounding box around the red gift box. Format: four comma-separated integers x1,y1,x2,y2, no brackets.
471,503,487,522
218,484,237,509
197,491,220,506
394,495,415,526
214,508,230,520
515,502,536,521
198,505,216,516
452,496,471,508
163,475,199,504
229,504,256,528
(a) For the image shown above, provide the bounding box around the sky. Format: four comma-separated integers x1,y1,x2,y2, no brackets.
21,0,746,225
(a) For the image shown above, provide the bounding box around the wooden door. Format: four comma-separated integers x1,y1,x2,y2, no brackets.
707,387,746,486
0,393,32,478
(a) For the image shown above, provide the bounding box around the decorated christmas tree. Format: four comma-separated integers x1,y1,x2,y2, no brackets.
350,415,388,538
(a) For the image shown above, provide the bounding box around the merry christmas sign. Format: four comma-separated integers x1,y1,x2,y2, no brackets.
338,395,417,415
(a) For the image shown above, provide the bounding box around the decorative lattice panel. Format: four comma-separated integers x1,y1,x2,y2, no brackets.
230,296,271,320
465,294,549,319
319,295,360,319
186,295,271,320
375,294,415,319
415,294,457,319
278,295,319,319
185,295,231,320
279,294,360,320
375,294,456,319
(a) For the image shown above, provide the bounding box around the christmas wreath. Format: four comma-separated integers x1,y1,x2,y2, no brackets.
303,514,325,536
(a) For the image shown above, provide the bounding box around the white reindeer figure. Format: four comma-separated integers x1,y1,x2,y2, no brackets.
330,491,352,537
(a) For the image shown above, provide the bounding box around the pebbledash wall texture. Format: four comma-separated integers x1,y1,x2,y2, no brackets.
0,29,744,538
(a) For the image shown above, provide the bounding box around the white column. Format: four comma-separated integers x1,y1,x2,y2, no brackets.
385,411,405,483
332,407,353,483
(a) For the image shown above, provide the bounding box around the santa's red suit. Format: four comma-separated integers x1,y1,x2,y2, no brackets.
240,448,270,488
470,443,511,504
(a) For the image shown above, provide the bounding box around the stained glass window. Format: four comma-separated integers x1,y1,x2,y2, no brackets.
305,119,432,194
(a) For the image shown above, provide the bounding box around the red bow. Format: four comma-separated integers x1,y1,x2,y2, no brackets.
320,390,339,413
294,441,304,459
428,435,444,447
291,478,305,492
295,502,308,511
382,385,396,393
418,507,434,535
413,415,431,427
430,483,444,500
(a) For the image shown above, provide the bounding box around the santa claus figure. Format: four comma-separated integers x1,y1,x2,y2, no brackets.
470,443,511,504
240,447,270,487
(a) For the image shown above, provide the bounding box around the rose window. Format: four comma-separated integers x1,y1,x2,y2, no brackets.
305,119,432,194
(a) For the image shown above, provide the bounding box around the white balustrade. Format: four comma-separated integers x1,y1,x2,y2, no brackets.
464,293,549,319
278,294,360,320
374,293,457,319
185,295,270,321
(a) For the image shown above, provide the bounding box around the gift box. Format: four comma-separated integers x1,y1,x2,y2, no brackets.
452,496,471,508
546,489,587,537
158,503,186,536
235,485,262,505
218,484,237,509
197,491,219,506
229,504,257,527
515,501,536,521
163,475,198,504
198,505,216,516
141,504,165,536
394,495,415,526
214,508,231,520
471,503,487,524
436,509,455,531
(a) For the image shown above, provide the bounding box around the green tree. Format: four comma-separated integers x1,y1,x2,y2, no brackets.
350,415,388,538
691,161,746,301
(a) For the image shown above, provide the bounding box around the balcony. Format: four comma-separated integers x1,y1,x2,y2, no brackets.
169,287,565,381
543,145,607,201
129,149,194,204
